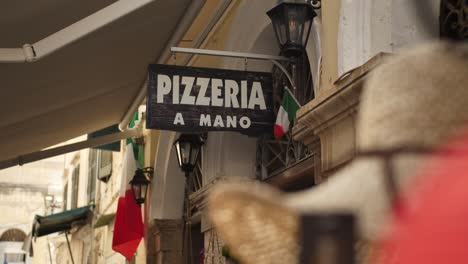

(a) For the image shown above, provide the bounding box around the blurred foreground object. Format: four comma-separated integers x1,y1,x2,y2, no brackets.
377,131,468,263
208,41,468,264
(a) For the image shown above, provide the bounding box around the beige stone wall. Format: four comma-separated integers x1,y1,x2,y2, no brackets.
319,0,341,93
55,235,84,264
0,155,65,264
148,219,184,264
96,150,123,216
190,1,242,69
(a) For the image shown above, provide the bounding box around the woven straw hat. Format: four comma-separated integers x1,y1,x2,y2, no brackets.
208,42,468,264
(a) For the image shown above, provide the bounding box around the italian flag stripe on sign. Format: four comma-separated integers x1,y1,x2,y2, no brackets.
274,87,300,140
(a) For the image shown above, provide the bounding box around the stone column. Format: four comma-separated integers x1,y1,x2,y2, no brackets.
147,219,184,264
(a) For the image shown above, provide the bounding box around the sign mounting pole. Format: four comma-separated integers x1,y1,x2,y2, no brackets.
170,47,296,89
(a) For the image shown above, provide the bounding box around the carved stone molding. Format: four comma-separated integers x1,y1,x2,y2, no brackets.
152,219,184,234
293,53,389,177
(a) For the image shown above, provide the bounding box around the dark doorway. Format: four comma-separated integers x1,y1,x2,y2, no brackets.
191,223,204,264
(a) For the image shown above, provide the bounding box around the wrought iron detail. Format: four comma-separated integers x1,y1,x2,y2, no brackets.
256,131,313,181
256,50,314,181
187,133,207,195
440,0,468,40
308,0,322,10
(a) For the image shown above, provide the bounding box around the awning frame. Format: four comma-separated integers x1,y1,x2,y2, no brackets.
0,0,157,63
0,126,142,170
0,0,208,133
32,206,94,238
0,0,208,164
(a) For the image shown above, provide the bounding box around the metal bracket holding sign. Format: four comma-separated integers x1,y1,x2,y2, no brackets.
170,47,296,89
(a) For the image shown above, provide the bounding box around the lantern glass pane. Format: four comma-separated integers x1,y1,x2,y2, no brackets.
287,7,305,45
141,184,148,200
132,184,141,201
190,145,200,166
279,22,288,46
175,142,183,167
270,11,286,46
180,142,192,166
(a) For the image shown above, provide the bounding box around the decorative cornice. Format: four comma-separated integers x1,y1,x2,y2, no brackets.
293,53,390,143
151,219,183,234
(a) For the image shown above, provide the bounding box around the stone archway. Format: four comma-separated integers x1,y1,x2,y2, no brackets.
0,229,26,242
150,131,186,220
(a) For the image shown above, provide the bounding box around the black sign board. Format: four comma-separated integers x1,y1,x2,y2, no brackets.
146,64,274,136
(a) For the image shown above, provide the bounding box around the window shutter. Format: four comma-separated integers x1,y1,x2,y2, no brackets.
63,183,68,210
88,149,98,204
97,150,112,183
71,165,80,209
4,253,26,262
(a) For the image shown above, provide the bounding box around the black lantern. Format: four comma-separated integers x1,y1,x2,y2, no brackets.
173,134,204,177
130,167,153,206
267,2,317,57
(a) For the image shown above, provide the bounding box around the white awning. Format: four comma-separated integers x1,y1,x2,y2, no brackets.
0,0,198,161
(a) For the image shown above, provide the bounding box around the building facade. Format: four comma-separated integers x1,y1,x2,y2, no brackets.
53,135,147,264
144,0,449,263
25,0,462,263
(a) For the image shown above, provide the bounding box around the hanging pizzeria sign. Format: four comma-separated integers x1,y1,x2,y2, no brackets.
146,64,275,136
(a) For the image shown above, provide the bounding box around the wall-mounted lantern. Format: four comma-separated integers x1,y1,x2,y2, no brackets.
130,167,153,207
173,134,204,177
267,1,317,57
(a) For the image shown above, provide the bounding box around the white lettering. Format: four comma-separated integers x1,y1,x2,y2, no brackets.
173,113,185,125
241,80,248,108
213,115,225,127
172,75,180,104
248,82,267,110
196,78,210,106
157,74,171,103
225,80,239,108
200,114,212,126
180,77,196,105
226,116,237,128
239,116,251,129
211,79,223,107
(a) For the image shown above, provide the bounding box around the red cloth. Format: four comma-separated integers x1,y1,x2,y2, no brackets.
112,190,144,261
378,133,468,263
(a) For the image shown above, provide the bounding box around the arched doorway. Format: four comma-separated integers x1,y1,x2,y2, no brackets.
0,229,28,264
0,229,26,242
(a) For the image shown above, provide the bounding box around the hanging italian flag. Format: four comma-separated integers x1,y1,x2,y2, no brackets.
274,87,301,140
112,113,145,261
